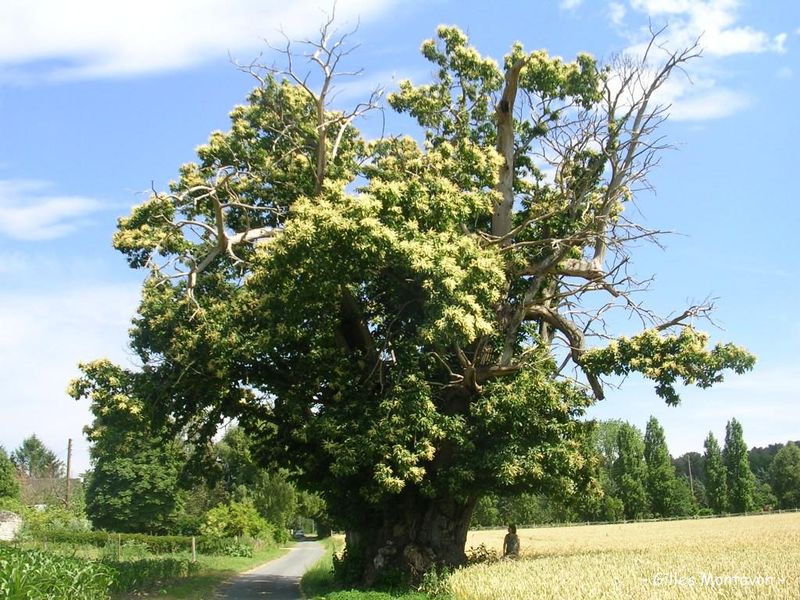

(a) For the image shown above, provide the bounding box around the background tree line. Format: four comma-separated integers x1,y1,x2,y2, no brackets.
1,416,326,542
472,417,800,527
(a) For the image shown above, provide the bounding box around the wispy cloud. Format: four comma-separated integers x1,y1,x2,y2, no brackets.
628,0,786,57
609,2,627,26
560,0,584,9
0,180,105,240
618,0,787,121
0,0,397,82
655,77,752,121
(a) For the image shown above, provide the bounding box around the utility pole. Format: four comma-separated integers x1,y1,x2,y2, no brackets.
65,438,72,506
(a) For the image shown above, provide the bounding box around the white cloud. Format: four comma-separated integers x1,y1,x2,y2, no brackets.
0,283,141,475
628,0,786,57
618,0,785,121
655,77,752,120
0,0,397,81
560,0,584,9
609,2,627,26
0,180,106,240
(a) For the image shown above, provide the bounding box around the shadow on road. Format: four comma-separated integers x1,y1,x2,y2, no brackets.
214,540,324,600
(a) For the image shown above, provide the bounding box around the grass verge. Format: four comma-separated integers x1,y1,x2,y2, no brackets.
114,545,290,599
300,536,433,600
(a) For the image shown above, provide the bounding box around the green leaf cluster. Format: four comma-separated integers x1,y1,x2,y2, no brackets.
582,328,755,405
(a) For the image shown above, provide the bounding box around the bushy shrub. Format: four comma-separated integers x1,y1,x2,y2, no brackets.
196,536,255,557
200,499,273,539
19,505,91,539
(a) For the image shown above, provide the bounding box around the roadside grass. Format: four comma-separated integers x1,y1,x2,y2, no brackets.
301,536,433,600
113,545,290,599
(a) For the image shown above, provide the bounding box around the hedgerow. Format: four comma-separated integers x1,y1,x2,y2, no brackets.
24,529,268,556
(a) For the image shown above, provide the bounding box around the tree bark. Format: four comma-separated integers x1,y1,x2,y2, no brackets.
343,492,477,586
492,60,526,240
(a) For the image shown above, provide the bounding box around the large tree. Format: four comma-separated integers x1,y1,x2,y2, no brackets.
723,419,756,513
11,435,64,479
76,23,754,581
69,360,185,534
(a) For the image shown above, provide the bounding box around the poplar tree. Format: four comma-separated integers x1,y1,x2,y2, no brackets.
643,416,678,517
613,423,649,519
703,432,728,513
723,419,756,513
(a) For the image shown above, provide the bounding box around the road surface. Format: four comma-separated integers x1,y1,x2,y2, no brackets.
214,540,325,599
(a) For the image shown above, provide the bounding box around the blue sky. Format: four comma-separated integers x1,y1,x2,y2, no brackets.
0,0,798,475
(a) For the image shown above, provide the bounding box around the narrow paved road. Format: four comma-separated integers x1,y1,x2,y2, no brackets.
214,540,325,600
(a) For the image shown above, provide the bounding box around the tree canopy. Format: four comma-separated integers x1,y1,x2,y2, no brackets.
10,435,64,480
769,442,800,509
724,418,756,513
0,447,19,500
68,360,185,534
73,21,754,581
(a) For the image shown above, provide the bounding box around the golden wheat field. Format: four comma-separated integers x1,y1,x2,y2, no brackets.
450,513,800,600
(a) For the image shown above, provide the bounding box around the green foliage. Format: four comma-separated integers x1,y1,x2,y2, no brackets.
582,329,755,406
200,499,272,539
472,493,555,527
25,530,188,553
0,447,19,500
215,426,315,534
769,442,800,509
90,23,755,581
643,416,686,517
703,432,728,513
10,435,64,479
103,556,199,593
753,481,778,511
748,441,799,481
0,545,113,599
0,544,199,598
724,419,756,513
612,423,649,519
19,504,91,538
22,528,260,557
69,360,185,534
669,476,698,517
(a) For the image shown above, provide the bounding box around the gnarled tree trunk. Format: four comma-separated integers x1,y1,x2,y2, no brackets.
343,491,477,586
